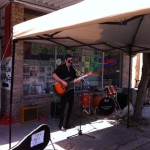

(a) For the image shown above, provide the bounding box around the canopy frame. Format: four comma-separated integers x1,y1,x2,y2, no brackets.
9,0,150,148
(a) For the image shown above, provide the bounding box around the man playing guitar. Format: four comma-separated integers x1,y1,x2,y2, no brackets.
52,54,78,131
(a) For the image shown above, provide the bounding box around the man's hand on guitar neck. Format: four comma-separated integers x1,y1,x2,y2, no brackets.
75,78,81,83
74,72,93,83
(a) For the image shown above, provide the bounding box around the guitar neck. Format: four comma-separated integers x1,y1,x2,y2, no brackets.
73,74,89,83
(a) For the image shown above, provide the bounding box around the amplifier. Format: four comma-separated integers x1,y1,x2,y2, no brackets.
19,106,38,123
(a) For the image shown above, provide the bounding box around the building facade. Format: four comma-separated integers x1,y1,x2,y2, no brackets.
0,2,141,121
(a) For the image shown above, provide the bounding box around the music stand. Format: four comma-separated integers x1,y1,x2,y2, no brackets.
67,76,95,139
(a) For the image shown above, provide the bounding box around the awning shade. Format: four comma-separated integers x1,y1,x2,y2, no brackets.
13,0,150,53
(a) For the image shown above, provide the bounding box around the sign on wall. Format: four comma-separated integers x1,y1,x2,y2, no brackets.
1,4,12,90
1,57,12,90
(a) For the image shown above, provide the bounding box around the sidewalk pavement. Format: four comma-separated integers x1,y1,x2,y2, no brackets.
0,106,150,150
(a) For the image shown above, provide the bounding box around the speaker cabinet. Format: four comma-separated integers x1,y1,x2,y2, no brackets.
19,106,38,123
51,101,61,118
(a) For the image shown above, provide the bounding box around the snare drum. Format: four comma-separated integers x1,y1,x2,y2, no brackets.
80,93,92,107
98,97,115,116
106,85,117,96
92,95,103,108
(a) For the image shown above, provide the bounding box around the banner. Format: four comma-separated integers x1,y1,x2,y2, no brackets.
1,57,12,90
1,4,12,90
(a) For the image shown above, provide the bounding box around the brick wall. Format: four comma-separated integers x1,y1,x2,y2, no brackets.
6,3,54,120
1,3,25,119
11,3,24,119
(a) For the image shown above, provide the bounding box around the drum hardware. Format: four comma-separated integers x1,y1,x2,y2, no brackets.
77,89,121,118
83,107,91,115
90,85,122,117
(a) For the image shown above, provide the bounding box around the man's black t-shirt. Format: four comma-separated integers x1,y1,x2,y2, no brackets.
53,64,77,81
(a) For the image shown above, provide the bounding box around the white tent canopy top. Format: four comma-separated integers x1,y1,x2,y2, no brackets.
13,0,150,53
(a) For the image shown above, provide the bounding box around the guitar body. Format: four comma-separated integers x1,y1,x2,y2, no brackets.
53,82,66,96
53,72,93,96
53,81,74,96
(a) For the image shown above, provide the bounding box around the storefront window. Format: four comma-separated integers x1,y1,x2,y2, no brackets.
23,42,55,95
80,49,103,90
104,51,121,87
23,42,104,96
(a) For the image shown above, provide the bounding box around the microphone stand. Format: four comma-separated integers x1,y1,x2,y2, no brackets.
67,64,95,139
72,64,90,87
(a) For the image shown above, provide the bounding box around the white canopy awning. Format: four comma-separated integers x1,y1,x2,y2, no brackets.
13,0,150,53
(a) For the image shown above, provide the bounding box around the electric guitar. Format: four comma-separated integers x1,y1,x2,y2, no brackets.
53,72,93,96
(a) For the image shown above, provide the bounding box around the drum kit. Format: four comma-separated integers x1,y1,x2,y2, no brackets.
80,85,121,117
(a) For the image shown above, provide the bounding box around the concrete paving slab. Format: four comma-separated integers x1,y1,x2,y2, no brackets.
0,106,150,150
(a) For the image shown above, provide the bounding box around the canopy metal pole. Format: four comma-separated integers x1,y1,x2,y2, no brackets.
9,40,16,149
101,52,104,90
126,14,143,128
127,50,132,128
9,0,14,148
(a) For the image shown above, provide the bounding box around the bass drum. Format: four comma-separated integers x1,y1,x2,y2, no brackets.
98,97,115,116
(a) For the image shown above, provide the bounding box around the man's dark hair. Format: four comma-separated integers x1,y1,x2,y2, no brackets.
65,54,72,60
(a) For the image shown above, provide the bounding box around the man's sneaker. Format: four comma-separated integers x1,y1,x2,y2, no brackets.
59,126,66,131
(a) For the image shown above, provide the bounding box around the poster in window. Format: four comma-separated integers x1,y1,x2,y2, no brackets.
23,75,30,81
30,70,37,77
38,76,45,82
23,66,29,74
39,67,45,73
23,85,30,95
